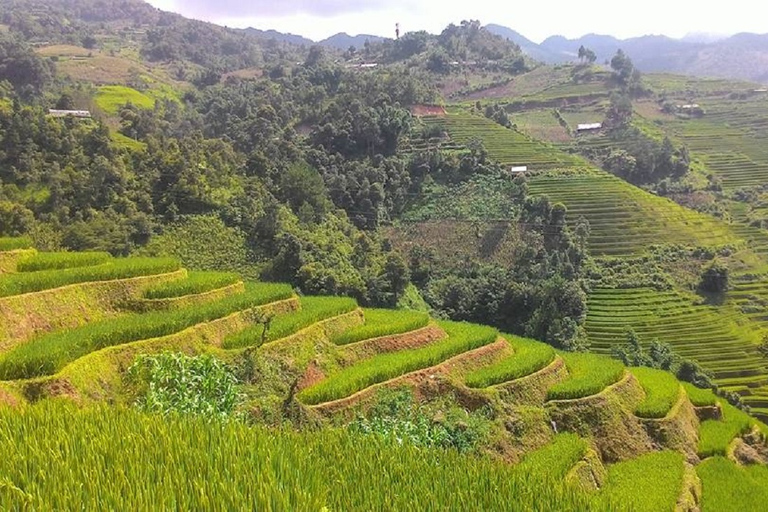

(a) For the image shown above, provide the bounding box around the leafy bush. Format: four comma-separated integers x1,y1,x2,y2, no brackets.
613,329,714,389
631,367,681,418
17,252,112,272
299,321,498,405
127,353,241,419
222,296,357,349
0,257,181,298
331,308,430,346
0,282,293,379
143,271,241,300
140,215,258,279
547,352,625,400
699,259,729,293
0,236,33,251
465,335,555,388
348,389,488,452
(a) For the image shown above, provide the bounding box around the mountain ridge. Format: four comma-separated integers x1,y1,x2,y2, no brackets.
486,25,768,82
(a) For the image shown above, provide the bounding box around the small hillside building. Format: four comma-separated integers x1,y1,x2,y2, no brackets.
576,122,602,132
48,109,91,118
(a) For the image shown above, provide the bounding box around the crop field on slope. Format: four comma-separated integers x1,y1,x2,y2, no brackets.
331,308,430,346
465,335,555,388
507,109,571,143
631,367,681,418
0,248,766,511
698,457,768,512
0,257,181,298
95,85,155,115
698,402,755,458
0,282,293,380
596,451,685,512
298,321,498,405
655,96,768,189
585,288,768,393
0,403,597,511
547,352,625,400
222,295,358,349
526,171,739,256
420,111,582,170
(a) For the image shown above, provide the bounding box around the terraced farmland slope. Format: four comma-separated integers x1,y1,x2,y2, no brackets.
423,110,740,256
420,110,583,170
636,77,768,190
526,171,739,256
585,288,768,414
419,90,768,423
1,241,767,509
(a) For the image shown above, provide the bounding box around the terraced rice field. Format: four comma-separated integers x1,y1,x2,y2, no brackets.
1,240,767,511
527,171,739,256
656,96,768,189
420,111,583,170
507,109,571,143
427,110,741,257
585,287,768,412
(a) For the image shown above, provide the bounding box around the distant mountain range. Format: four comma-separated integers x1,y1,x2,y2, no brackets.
485,24,768,83
243,23,768,83
242,28,386,50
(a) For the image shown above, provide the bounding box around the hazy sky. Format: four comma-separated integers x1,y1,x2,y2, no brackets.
145,0,765,43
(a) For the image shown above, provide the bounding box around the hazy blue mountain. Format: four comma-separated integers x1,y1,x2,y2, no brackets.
241,28,314,46
484,24,561,63
488,24,768,82
318,33,388,50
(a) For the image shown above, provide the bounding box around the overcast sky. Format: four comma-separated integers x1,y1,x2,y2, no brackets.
145,0,765,43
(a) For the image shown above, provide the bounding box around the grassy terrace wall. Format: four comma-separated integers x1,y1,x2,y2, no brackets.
40,297,300,401
0,269,186,351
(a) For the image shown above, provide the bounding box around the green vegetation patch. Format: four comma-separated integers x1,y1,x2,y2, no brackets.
698,457,768,512
127,353,241,419
0,403,595,511
17,252,112,272
0,237,32,251
465,335,555,388
143,271,241,300
0,282,293,380
0,257,181,298
111,132,147,152
94,85,154,115
223,295,357,350
299,321,498,405
598,451,685,512
682,382,718,407
331,308,430,346
631,367,681,419
547,352,625,400
516,433,589,479
698,402,754,457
